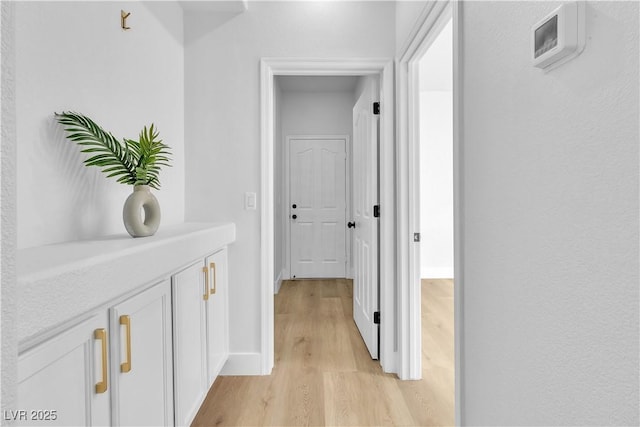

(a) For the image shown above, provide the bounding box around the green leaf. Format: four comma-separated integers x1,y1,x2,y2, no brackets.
55,112,172,189
55,112,137,186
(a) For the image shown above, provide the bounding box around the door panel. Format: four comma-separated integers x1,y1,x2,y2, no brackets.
295,148,314,210
352,78,379,359
172,261,208,427
17,314,110,426
321,149,339,208
205,248,229,383
321,222,339,262
290,138,347,278
110,280,173,426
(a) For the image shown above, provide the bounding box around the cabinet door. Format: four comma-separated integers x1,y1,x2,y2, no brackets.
17,314,111,426
205,247,229,385
110,280,173,426
172,261,208,427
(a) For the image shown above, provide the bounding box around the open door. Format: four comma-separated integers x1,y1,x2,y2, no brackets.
352,77,379,359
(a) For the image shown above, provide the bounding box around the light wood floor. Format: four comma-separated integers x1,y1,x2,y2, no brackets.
192,278,454,426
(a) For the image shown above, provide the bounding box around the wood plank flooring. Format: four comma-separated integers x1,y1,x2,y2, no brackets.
192,278,454,426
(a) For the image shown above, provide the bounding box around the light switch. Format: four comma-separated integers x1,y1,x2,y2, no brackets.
245,192,257,210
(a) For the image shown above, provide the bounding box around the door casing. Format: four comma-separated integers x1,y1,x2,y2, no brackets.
260,58,395,375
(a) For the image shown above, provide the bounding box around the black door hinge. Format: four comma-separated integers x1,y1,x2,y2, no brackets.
373,205,380,218
374,311,380,324
373,102,380,115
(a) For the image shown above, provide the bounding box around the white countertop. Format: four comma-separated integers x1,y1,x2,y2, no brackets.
18,222,236,347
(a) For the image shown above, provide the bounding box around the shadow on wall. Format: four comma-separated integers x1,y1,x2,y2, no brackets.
142,2,186,45
43,116,111,241
183,10,244,45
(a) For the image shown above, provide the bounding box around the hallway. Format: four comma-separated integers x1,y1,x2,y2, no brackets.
192,279,454,426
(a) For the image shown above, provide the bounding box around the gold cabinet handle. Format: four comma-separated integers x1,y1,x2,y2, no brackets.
94,328,108,394
120,315,132,373
209,262,217,295
202,266,209,301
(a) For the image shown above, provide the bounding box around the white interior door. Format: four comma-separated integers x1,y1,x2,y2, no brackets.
352,78,379,359
289,137,347,279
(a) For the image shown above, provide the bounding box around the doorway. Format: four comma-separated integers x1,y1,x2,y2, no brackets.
260,59,395,375
275,74,382,361
418,19,453,283
417,15,455,420
275,75,357,281
396,0,461,421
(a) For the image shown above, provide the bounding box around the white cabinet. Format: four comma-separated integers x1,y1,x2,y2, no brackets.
205,247,229,383
17,280,174,427
172,247,229,427
172,261,209,427
109,280,174,426
17,314,111,426
16,224,235,427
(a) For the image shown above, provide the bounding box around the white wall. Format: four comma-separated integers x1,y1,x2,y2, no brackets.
1,0,18,412
281,91,354,138
184,1,395,370
419,91,453,278
461,2,639,424
15,2,185,249
419,18,453,279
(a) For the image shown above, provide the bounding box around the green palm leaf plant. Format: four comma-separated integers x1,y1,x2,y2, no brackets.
55,111,172,190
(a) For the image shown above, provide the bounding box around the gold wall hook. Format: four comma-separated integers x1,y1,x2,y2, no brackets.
121,10,131,30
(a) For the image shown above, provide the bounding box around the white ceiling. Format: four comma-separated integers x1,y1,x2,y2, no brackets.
179,0,248,13
419,18,453,92
276,76,359,93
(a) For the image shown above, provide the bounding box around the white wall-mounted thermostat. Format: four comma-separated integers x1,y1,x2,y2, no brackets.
532,2,585,70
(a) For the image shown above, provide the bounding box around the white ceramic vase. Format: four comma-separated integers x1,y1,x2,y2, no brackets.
123,185,161,237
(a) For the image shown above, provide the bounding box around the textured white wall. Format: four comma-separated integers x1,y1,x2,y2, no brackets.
184,1,395,365
461,2,639,424
15,2,185,249
1,0,18,412
419,91,453,279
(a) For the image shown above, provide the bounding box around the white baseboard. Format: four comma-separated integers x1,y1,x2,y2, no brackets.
274,268,287,294
220,352,263,376
421,267,454,279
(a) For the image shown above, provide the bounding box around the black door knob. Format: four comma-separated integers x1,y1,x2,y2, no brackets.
347,221,356,228
292,214,297,219
292,204,297,209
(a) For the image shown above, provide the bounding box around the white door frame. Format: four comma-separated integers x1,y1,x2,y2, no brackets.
396,0,464,423
285,134,351,280
260,58,395,375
